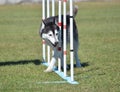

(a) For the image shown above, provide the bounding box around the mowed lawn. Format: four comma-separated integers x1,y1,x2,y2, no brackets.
0,2,120,92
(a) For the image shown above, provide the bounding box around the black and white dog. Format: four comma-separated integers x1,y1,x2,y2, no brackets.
39,6,81,72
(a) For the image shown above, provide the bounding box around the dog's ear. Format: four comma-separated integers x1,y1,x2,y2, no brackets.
54,18,59,27
55,20,60,31
53,17,56,24
42,19,47,26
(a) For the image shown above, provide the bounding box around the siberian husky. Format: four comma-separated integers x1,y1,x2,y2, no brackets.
39,6,81,72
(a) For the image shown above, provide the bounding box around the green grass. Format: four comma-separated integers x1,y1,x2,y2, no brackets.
0,2,120,92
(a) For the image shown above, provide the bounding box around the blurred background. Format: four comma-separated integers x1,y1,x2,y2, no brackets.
0,0,119,5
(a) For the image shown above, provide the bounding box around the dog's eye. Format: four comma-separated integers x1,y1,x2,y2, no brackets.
49,34,52,36
56,33,58,36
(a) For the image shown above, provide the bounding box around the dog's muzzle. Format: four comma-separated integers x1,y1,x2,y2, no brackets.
47,40,59,47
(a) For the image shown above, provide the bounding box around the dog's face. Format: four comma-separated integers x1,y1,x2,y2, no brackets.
40,18,60,47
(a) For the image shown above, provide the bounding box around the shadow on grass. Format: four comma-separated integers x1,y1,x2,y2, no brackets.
0,59,41,66
55,62,89,71
81,62,89,67
0,60,89,69
68,62,89,68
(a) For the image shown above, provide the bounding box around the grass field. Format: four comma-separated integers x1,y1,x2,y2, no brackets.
0,2,120,92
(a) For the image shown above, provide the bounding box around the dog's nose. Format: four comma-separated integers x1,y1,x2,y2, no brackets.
54,42,58,46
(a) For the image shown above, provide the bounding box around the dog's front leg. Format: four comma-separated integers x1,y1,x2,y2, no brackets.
44,57,56,72
44,49,58,72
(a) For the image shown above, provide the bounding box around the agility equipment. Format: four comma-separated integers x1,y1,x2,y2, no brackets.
42,0,79,84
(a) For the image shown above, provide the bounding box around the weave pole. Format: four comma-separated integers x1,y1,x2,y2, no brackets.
42,0,46,61
52,0,55,16
70,0,74,82
58,0,62,72
63,0,67,77
47,0,50,64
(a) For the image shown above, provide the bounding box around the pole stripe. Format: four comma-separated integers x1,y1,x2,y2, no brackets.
42,40,46,44
63,0,67,2
64,51,67,55
63,25,67,29
69,16,74,18
70,50,74,52
58,22,62,26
